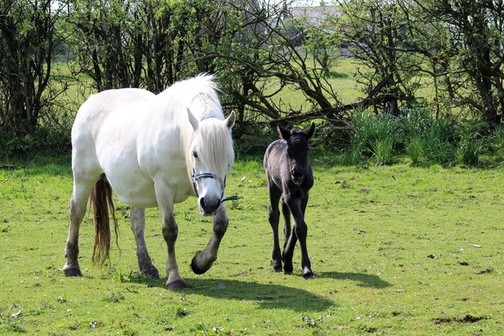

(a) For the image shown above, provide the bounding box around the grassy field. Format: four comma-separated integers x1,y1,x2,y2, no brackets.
1,155,503,335
262,57,365,114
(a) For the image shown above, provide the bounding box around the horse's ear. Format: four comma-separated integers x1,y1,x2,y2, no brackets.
187,108,199,131
277,125,291,140
304,123,316,139
225,111,236,129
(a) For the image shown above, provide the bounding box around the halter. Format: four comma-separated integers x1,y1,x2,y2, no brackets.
191,169,238,203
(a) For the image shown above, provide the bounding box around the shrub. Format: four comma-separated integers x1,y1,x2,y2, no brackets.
350,111,401,165
402,110,457,166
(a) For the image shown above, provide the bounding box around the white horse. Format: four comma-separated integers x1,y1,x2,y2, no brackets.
63,74,235,289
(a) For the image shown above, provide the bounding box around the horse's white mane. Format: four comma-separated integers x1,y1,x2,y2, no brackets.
160,74,234,174
160,73,222,120
198,119,235,173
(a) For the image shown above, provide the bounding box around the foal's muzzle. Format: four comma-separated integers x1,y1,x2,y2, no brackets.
291,168,304,185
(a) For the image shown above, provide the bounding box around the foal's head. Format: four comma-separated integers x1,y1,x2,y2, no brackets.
278,123,315,185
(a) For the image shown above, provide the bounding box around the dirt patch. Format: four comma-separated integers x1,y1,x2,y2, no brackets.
433,314,488,324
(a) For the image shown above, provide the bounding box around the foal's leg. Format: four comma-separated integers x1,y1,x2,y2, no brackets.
191,204,229,274
130,207,159,278
298,194,313,278
267,185,283,272
284,195,313,278
281,198,294,274
63,179,95,276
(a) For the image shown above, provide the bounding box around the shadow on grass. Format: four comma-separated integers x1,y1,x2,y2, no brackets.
317,272,392,288
188,278,334,311
1,154,72,176
129,276,334,311
123,271,391,310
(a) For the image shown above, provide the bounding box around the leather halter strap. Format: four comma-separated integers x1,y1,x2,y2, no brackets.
191,169,238,203
192,169,225,196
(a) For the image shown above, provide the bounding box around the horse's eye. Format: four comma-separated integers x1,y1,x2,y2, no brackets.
193,151,199,159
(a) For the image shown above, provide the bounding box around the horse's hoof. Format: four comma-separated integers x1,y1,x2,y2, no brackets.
283,264,293,274
63,266,82,277
190,260,211,275
190,253,213,275
141,268,160,279
165,279,188,290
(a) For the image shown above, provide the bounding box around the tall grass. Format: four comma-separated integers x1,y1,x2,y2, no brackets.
402,109,457,166
344,108,501,167
349,111,401,165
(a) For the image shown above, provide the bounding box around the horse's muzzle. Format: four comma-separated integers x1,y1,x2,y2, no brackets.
199,195,239,216
199,197,221,216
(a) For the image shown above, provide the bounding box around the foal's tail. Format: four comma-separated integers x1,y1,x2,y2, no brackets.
89,174,119,264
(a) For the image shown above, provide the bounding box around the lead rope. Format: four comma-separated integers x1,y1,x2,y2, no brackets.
221,195,239,203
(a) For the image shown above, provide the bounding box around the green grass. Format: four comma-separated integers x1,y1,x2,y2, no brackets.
1,157,503,335
264,57,364,114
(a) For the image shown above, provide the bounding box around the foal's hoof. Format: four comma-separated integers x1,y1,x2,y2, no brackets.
272,261,282,272
165,279,188,290
302,268,314,279
283,264,293,275
63,266,82,277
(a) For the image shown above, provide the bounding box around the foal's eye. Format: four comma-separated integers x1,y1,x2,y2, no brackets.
193,151,199,159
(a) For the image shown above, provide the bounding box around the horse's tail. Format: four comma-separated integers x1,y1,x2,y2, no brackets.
90,174,119,264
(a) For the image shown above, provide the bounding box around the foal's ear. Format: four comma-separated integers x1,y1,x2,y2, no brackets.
304,123,316,139
277,125,291,140
187,108,199,131
225,111,236,129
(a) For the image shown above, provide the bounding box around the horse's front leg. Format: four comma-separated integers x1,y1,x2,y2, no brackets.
155,181,186,289
161,210,187,289
130,207,159,278
191,205,228,274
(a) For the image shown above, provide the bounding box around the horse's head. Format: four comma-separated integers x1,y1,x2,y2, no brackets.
188,109,235,215
278,123,315,185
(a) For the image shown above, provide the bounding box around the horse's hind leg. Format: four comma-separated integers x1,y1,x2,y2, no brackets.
266,186,282,272
130,207,159,278
63,180,94,276
191,205,229,274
